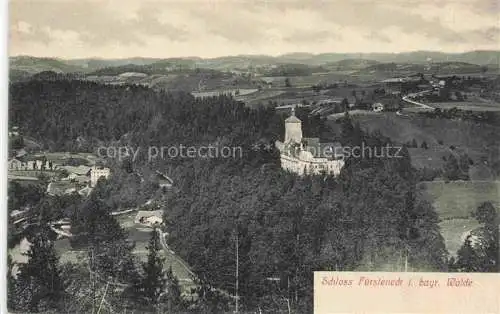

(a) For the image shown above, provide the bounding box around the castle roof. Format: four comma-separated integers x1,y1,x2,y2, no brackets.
285,108,301,123
285,115,301,123
303,138,343,158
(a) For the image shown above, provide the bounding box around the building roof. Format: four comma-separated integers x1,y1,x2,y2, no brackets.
9,158,22,164
47,182,76,196
285,108,301,123
155,171,174,187
382,78,404,83
78,186,93,196
134,210,164,224
303,139,343,158
285,115,301,123
15,149,27,158
61,165,91,176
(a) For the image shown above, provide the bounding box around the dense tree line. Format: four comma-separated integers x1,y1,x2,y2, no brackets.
420,107,500,125
451,202,499,272
9,80,452,313
162,113,448,313
9,80,283,153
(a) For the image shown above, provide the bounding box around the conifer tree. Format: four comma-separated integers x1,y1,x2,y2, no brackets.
7,254,17,311
165,266,183,312
138,228,166,305
16,229,64,312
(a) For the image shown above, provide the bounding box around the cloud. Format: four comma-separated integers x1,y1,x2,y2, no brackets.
9,0,500,58
10,0,188,47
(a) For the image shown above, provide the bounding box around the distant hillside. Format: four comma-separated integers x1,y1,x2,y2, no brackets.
65,57,164,71
325,59,380,71
195,55,279,70
10,56,86,74
306,51,500,66
9,69,32,82
260,63,327,76
357,61,485,76
88,61,226,77
9,51,500,77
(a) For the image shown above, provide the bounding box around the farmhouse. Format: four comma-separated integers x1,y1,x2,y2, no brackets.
135,210,164,227
275,108,344,176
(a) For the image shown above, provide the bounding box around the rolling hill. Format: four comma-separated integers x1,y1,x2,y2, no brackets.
10,56,86,74
10,50,500,75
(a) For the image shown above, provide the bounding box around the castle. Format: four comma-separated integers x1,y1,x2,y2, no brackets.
90,166,111,187
275,108,344,176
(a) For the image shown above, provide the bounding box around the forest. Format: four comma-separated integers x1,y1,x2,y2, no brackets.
8,80,498,313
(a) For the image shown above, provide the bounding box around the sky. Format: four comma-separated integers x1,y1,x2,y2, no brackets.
9,0,500,59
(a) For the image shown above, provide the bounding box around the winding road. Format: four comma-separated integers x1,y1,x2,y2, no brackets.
402,90,435,110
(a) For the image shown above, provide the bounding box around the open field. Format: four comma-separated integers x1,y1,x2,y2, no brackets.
419,180,499,257
239,89,287,107
427,101,500,112
401,107,435,113
327,110,381,120
407,147,449,169
418,180,500,219
438,218,482,257
8,175,39,182
8,177,40,186
9,170,59,178
191,88,258,98
243,85,379,108
328,112,500,171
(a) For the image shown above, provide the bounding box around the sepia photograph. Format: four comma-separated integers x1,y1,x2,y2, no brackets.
6,0,500,313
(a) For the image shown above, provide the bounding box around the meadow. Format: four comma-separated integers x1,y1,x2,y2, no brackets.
438,219,482,257
418,180,500,219
333,112,500,170
327,110,382,120
427,101,500,112
419,180,499,256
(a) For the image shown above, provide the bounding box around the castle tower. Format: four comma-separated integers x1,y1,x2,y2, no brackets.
284,107,302,143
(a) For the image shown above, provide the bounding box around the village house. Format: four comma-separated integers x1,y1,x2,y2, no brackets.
134,210,164,227
275,108,344,176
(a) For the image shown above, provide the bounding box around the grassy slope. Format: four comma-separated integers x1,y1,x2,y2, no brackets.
10,56,86,74
419,180,499,256
438,219,482,257
332,113,500,170
418,181,500,219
